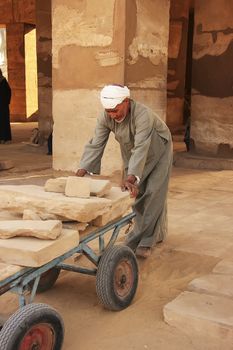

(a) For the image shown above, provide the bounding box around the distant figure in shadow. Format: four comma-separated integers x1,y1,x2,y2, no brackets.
183,93,191,152
0,69,11,144
47,132,53,155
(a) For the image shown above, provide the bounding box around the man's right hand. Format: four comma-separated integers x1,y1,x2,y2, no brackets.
76,168,87,177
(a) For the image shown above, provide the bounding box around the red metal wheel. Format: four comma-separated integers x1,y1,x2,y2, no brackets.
114,259,134,298
19,323,55,350
96,245,138,310
0,303,64,350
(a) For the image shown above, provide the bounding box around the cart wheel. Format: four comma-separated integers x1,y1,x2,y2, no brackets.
96,245,138,311
29,268,60,293
0,303,64,350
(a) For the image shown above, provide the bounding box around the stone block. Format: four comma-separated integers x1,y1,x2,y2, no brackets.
44,177,67,193
213,260,233,275
164,291,233,350
0,263,24,283
0,160,14,170
0,185,112,222
90,178,111,197
188,274,233,299
0,229,79,267
45,177,111,197
93,187,134,226
22,209,59,221
65,176,91,198
23,209,41,220
0,220,62,240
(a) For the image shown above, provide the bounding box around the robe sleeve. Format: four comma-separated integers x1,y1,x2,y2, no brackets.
127,110,154,178
79,115,110,174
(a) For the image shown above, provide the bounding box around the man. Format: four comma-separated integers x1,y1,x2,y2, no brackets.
0,69,11,144
76,85,173,258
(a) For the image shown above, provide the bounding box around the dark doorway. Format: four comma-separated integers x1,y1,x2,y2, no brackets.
183,7,194,152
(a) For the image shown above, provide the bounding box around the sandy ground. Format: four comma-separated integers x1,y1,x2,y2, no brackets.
0,243,217,350
0,124,232,349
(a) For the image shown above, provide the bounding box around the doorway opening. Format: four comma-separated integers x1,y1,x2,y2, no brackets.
183,7,194,152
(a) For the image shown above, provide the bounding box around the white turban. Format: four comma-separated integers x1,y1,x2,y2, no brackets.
100,85,130,109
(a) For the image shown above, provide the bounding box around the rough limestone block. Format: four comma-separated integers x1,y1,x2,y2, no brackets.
213,260,233,275
0,229,79,267
93,187,134,226
90,179,111,197
0,185,112,222
0,211,22,221
0,160,14,170
65,176,91,198
63,222,88,232
44,177,67,193
23,209,42,220
45,177,111,197
0,220,62,240
0,263,24,283
164,291,233,349
188,274,233,299
23,209,60,221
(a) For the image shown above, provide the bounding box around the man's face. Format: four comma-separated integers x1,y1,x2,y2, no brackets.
106,99,130,123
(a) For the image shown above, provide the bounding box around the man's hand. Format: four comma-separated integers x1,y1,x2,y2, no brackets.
76,168,87,177
121,175,139,198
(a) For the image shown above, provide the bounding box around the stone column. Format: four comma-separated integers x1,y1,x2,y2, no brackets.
52,0,126,173
191,0,233,157
36,0,52,142
52,0,170,173
6,23,26,121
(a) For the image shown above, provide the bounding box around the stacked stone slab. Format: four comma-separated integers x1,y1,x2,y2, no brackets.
0,181,133,268
0,229,79,267
0,184,133,223
164,259,233,349
0,220,62,240
0,185,112,222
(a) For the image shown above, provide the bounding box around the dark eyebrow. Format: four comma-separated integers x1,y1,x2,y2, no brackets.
106,108,117,113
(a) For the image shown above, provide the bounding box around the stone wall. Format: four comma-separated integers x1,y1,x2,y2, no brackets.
167,0,190,132
191,0,233,157
52,0,170,173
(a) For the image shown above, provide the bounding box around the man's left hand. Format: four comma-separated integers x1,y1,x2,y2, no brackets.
121,175,139,198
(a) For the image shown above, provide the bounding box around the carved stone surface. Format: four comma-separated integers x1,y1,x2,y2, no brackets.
0,220,62,240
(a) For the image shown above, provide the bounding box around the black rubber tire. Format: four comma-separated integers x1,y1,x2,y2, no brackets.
96,245,138,311
29,268,60,293
0,303,64,350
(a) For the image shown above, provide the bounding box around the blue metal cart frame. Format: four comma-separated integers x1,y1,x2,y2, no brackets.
0,212,135,309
